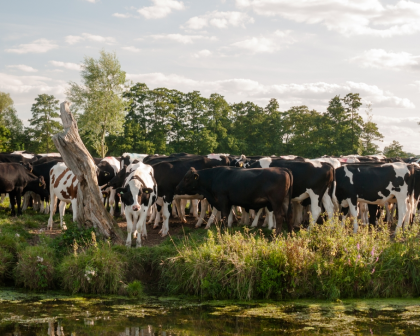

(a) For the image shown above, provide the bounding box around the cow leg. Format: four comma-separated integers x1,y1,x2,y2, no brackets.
395,195,409,233
293,202,303,227
59,201,67,230
9,191,16,216
249,209,255,219
251,208,263,228
322,192,334,220
227,207,236,227
262,207,269,227
368,204,378,226
204,207,219,229
22,192,31,211
171,200,178,218
47,191,58,230
0,194,5,203
345,199,358,233
148,204,156,224
307,190,322,229
192,199,199,218
109,188,116,216
242,211,250,226
136,205,150,248
153,198,163,229
195,198,208,228
267,210,275,230
159,201,171,237
126,211,133,247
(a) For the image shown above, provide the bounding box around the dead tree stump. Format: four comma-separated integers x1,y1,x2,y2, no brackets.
52,101,124,244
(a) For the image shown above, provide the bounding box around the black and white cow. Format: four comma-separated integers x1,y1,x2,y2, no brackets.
116,162,157,247
97,157,120,215
151,156,230,236
120,153,149,170
335,162,416,233
0,162,46,216
248,157,335,226
176,166,294,232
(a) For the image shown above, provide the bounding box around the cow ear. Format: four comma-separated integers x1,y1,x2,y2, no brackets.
194,173,199,180
239,162,243,168
116,187,125,195
143,187,153,194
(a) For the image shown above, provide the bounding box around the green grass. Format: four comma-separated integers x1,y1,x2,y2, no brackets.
3,196,420,300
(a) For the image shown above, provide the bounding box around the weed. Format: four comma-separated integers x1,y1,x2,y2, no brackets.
127,280,144,298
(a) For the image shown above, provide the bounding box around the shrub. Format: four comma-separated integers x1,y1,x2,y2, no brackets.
14,245,56,290
0,247,14,283
127,280,144,298
59,236,126,294
160,216,420,300
49,221,95,256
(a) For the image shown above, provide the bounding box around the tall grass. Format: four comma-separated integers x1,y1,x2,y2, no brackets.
161,216,420,300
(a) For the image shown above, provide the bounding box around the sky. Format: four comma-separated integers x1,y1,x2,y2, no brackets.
1,0,420,154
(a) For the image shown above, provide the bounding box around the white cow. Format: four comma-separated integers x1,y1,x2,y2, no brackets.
117,162,157,247
121,153,149,170
47,163,79,230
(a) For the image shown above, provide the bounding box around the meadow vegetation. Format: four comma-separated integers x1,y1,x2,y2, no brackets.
1,197,420,300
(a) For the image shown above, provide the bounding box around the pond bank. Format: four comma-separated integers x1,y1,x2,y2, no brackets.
1,288,420,335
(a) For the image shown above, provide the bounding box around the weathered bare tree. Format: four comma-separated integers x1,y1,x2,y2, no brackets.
52,101,124,243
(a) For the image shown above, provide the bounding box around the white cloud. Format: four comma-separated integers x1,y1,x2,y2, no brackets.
7,65,38,73
232,30,296,53
5,39,58,54
192,49,212,58
65,33,115,45
236,0,420,37
50,60,81,71
122,46,141,52
138,0,185,19
350,49,420,71
85,0,98,2
414,80,420,91
113,13,131,18
183,11,254,30
150,34,217,44
0,73,66,105
126,72,414,109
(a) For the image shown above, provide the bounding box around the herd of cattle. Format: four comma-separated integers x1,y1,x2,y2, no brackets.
0,151,419,247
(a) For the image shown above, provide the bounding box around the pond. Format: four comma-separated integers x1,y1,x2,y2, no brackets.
1,289,420,335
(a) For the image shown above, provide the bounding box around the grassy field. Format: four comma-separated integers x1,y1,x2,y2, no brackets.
1,197,420,300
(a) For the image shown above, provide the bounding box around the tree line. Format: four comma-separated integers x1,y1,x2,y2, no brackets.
0,51,416,159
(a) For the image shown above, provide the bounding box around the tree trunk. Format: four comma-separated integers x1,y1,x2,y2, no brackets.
52,101,124,244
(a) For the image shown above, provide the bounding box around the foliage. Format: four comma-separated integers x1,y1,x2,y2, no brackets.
14,245,56,290
126,280,144,298
359,104,383,155
49,221,95,255
67,50,129,157
383,140,412,158
26,94,62,153
160,218,420,300
0,91,13,115
2,107,26,151
0,247,14,283
59,238,126,294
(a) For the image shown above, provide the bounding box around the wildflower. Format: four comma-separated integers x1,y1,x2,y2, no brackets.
357,254,361,260
15,233,20,238
37,256,44,263
371,268,375,274
344,247,348,253
375,257,379,263
371,247,375,257
357,243,360,250
348,259,351,265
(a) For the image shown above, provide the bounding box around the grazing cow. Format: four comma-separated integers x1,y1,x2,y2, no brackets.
115,162,157,247
248,157,335,226
22,160,61,213
152,156,230,236
47,163,79,230
121,153,149,169
98,157,120,215
0,163,46,216
335,162,416,233
176,166,294,232
0,153,37,164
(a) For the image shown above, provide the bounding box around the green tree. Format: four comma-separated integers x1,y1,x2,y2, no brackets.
359,104,383,155
26,94,62,153
383,140,407,158
2,107,25,151
67,50,129,157
0,92,13,117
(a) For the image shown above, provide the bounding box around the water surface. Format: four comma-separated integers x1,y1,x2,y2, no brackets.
1,289,420,335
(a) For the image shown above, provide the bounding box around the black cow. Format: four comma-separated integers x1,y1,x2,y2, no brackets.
248,157,335,226
335,162,416,233
0,153,38,164
0,163,46,216
152,157,230,236
96,161,116,186
176,166,294,232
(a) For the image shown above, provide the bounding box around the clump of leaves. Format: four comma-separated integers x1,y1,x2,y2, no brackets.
127,280,144,298
0,247,14,283
59,234,126,294
14,245,56,290
49,221,95,256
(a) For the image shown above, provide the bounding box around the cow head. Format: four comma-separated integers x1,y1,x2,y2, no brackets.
23,162,33,172
116,175,153,212
96,164,115,186
37,176,46,189
176,167,199,195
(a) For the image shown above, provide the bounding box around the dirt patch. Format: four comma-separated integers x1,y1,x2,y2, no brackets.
117,215,202,247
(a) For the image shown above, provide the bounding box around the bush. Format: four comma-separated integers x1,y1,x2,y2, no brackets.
160,217,420,300
59,236,126,294
14,245,56,290
0,247,14,283
49,221,95,256
127,280,144,298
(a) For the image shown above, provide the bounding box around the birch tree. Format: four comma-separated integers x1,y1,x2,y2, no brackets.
67,50,128,157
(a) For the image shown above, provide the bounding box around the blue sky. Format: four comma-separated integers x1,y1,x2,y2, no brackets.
1,0,420,153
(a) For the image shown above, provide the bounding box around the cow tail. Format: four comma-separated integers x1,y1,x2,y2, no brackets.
286,168,293,221
329,163,338,211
